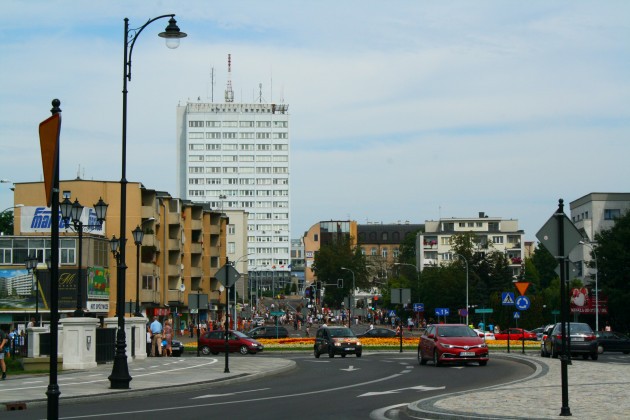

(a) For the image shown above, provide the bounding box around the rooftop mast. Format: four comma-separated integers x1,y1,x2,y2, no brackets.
225,54,234,103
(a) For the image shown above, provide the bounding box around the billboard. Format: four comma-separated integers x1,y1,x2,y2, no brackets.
20,206,105,234
570,287,608,315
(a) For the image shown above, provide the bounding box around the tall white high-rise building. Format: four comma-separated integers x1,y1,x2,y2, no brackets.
176,99,291,294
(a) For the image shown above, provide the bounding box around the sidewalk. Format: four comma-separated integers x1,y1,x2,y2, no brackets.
0,355,295,408
406,352,630,419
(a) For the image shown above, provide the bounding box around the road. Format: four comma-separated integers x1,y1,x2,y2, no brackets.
5,351,534,419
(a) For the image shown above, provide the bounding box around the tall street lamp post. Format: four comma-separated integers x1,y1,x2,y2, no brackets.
60,197,108,316
132,225,144,317
580,241,599,332
110,14,186,390
394,262,420,296
453,254,469,326
25,255,39,324
340,267,355,328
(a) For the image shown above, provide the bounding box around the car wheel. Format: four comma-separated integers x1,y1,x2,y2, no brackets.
582,354,589,360
623,351,629,355
239,345,249,355
211,350,219,355
314,347,320,358
328,347,335,358
433,350,442,367
479,360,488,366
591,353,598,361
598,345,604,354
356,352,362,358
418,348,427,365
551,344,558,358
201,346,211,356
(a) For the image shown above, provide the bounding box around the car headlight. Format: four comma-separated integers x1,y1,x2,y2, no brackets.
441,343,455,349
334,341,342,347
356,341,362,346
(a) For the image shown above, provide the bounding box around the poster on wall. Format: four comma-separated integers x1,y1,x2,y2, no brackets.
87,266,110,300
0,268,83,311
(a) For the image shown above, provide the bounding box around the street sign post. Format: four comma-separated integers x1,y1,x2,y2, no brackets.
413,303,424,312
501,292,515,306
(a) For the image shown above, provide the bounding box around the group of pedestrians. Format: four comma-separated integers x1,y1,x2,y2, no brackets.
147,316,174,357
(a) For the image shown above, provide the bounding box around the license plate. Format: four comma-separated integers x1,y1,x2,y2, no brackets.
572,337,584,341
460,351,476,357
345,348,353,351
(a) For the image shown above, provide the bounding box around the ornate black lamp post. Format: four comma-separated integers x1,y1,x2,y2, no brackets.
109,15,186,389
60,197,108,317
132,225,144,317
25,254,39,324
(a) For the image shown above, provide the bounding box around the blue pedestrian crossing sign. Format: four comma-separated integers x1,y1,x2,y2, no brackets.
515,295,531,311
513,311,520,319
388,310,397,317
501,292,515,306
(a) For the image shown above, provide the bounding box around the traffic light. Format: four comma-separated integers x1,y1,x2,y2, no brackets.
372,296,379,310
337,278,343,288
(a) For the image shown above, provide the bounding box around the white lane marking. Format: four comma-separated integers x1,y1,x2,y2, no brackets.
340,365,360,371
192,387,270,399
359,385,446,397
53,373,404,418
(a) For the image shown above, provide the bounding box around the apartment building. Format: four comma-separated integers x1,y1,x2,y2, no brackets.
2,180,227,326
417,212,525,278
176,100,291,295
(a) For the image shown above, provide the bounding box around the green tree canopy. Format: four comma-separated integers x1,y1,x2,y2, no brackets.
0,210,15,235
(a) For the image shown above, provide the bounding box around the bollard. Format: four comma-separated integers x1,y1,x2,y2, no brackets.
6,402,27,411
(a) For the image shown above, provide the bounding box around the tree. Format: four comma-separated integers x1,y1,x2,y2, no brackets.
0,210,15,236
312,236,368,308
594,209,630,331
531,242,558,289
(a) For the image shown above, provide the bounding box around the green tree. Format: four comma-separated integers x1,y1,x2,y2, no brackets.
312,236,368,308
594,209,630,331
531,242,558,289
0,210,15,235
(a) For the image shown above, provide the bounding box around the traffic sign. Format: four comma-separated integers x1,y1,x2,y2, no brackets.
515,295,531,311
413,303,425,312
514,282,530,296
502,292,515,306
388,310,397,317
475,308,494,314
536,213,582,258
215,264,241,288
513,312,520,319
435,308,450,316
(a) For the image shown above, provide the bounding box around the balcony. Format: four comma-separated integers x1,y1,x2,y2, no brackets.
167,265,182,277
168,212,181,225
191,219,202,230
141,206,158,220
191,243,202,254
190,266,203,278
166,289,184,304
139,289,160,304
167,238,181,250
143,234,160,252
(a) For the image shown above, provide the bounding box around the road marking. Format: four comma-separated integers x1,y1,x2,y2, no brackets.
192,387,270,399
358,385,446,397
340,365,359,371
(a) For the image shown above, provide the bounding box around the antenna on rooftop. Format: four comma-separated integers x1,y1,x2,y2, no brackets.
257,83,266,103
225,54,234,103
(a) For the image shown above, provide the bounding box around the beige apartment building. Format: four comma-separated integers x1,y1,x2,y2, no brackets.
2,179,229,327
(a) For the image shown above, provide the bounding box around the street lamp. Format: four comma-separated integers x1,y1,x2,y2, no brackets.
452,253,469,326
394,262,420,296
340,267,355,328
111,14,186,390
60,197,108,317
25,254,39,325
579,241,599,332
132,225,144,317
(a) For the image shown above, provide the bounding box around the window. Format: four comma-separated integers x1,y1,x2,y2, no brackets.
256,155,272,162
257,167,271,174
476,222,483,227
227,242,236,254
205,167,221,173
188,121,203,127
272,133,288,139
206,121,221,127
273,156,288,162
441,237,451,245
206,132,221,139
60,238,76,264
206,143,221,151
223,155,237,162
188,155,204,162
240,132,255,139
224,178,238,185
274,144,288,151
188,144,204,150
206,155,221,162
393,248,400,259
273,179,289,185
240,121,254,127
273,167,288,174
228,224,235,235
492,236,504,244
273,121,288,128
371,247,377,256
189,166,203,174
381,248,388,258
188,178,204,185
189,190,204,196
223,132,237,139
239,155,254,162
223,121,238,127
257,144,271,151
207,178,221,184
382,232,388,241
142,275,155,290
240,144,255,151
257,121,271,128
256,132,270,139
604,209,621,220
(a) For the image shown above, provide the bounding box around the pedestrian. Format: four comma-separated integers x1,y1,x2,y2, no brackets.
189,321,194,338
27,317,36,328
150,316,163,357
605,321,612,332
163,319,173,357
146,326,152,356
0,326,8,380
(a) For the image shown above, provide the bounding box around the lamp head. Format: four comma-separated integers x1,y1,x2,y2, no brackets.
158,17,187,49
109,235,120,254
93,197,108,223
132,225,144,245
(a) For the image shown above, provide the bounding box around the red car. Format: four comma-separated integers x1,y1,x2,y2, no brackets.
199,330,264,355
494,328,537,341
417,324,489,367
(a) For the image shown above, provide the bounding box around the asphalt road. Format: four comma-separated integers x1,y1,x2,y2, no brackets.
5,352,534,419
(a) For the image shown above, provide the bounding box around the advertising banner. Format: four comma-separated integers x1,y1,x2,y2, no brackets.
570,287,608,314
20,206,105,234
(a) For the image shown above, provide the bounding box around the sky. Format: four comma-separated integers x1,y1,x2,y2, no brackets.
1,1,629,243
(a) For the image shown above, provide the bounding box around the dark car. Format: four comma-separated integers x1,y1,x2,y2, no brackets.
171,339,184,357
199,330,264,355
417,324,489,367
314,326,362,358
541,322,598,360
246,326,289,339
357,327,397,338
595,331,630,354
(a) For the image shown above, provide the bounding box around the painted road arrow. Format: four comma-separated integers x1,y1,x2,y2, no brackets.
341,365,360,371
358,385,445,397
192,388,270,399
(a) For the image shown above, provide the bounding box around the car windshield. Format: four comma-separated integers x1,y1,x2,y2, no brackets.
233,331,249,338
437,326,477,337
328,327,355,338
555,323,593,334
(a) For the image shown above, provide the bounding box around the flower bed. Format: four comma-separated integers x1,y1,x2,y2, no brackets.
184,337,540,351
